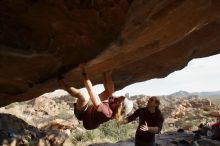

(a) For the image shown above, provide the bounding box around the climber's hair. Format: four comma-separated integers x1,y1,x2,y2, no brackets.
110,96,125,126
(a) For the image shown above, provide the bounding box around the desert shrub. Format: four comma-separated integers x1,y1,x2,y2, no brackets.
70,121,135,145
71,132,85,144
70,129,101,144
99,120,134,141
86,129,100,141
55,110,73,120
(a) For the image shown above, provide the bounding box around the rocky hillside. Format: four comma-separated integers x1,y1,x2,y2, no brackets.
169,90,220,98
0,91,220,145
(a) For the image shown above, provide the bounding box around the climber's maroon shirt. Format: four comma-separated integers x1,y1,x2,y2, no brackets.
82,102,113,130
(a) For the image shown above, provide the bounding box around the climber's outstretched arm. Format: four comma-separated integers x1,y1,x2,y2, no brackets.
81,65,101,107
99,71,114,101
104,71,114,95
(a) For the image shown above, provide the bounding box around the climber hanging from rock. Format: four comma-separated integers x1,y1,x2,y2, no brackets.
58,64,133,130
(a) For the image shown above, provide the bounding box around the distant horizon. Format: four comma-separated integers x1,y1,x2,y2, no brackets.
130,89,220,96
51,88,220,98
89,85,220,97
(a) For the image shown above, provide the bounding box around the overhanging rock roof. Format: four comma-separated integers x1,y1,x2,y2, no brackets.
0,0,220,106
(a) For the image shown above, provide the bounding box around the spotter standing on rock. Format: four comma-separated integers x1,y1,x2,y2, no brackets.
121,96,164,146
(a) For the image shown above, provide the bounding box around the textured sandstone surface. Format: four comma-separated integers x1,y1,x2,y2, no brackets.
0,0,220,106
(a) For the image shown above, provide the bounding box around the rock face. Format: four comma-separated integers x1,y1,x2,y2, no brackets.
0,0,220,106
0,113,69,146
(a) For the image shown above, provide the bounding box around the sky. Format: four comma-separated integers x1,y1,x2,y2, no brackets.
87,53,220,96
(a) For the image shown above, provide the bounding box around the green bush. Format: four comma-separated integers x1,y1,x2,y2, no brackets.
71,132,85,144
70,120,135,145
70,129,101,144
86,129,100,141
55,110,73,120
99,120,133,141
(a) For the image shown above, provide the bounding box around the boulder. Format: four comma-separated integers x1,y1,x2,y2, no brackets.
0,0,220,108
